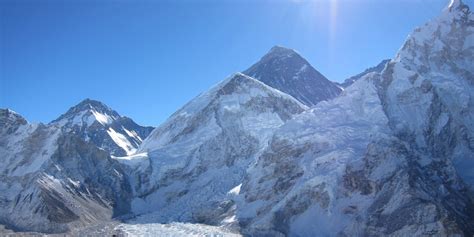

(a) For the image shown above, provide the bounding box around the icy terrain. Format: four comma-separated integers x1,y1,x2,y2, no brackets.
0,222,241,237
130,73,307,224
110,222,241,237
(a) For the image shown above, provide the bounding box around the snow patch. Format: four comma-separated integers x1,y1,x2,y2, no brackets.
107,128,137,155
91,110,114,125
228,183,242,195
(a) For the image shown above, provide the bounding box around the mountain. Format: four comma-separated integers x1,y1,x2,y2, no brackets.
0,108,132,233
233,0,474,235
243,46,342,106
2,0,474,236
237,73,394,236
338,59,390,88
0,109,27,133
127,73,307,223
382,0,474,187
50,99,154,156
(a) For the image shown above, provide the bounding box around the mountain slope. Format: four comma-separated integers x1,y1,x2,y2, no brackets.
51,99,154,156
381,0,474,186
339,59,390,88
243,46,342,106
233,1,474,236
236,74,393,236
0,109,132,233
126,73,307,223
237,76,474,236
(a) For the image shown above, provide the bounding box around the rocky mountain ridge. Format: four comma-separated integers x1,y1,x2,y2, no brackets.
51,98,154,156
338,59,390,88
0,108,132,233
243,46,342,106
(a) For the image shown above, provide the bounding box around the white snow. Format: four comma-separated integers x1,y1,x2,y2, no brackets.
228,183,242,195
448,0,460,9
91,110,114,125
68,178,81,188
113,222,241,237
107,127,137,155
54,109,116,128
123,127,143,142
113,152,150,171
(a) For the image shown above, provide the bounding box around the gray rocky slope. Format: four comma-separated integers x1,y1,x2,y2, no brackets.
243,46,342,106
0,109,132,233
0,99,152,233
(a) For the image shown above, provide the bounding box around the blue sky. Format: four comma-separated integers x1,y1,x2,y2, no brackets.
1,0,471,126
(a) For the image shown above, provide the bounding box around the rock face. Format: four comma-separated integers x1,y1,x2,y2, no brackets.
243,46,342,106
51,99,154,156
0,109,132,233
339,59,390,88
129,73,307,223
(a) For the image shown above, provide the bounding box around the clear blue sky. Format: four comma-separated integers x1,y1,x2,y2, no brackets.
1,0,471,126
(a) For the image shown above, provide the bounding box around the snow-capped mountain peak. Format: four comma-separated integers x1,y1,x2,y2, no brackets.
383,0,474,187
0,108,28,134
0,108,132,233
243,46,342,106
1,108,25,121
51,98,119,127
129,72,307,222
265,45,299,59
139,72,307,153
50,99,154,156
395,0,472,67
